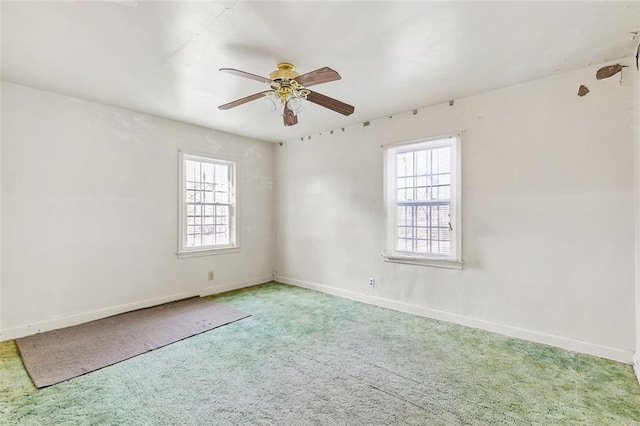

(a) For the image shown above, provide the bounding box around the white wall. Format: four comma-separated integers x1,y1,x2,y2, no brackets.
275,60,636,362
1,82,274,340
0,83,3,337
634,56,640,378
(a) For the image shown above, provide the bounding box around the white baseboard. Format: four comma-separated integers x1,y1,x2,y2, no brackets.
199,275,273,297
277,275,633,364
634,353,640,385
0,276,272,341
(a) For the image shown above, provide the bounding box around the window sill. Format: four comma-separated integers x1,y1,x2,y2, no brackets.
383,253,463,270
177,246,240,259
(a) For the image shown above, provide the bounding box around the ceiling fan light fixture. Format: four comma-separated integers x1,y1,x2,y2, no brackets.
286,95,304,115
218,63,354,126
263,94,277,112
290,105,304,116
263,93,284,114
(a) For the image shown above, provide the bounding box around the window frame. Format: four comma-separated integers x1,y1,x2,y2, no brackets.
177,150,239,258
383,133,463,269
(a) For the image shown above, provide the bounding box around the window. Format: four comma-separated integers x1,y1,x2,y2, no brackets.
178,152,237,257
384,134,462,269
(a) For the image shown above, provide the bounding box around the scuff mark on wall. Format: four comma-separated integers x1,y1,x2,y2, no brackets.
92,106,156,143
242,144,264,165
205,134,224,154
108,1,138,8
251,176,274,191
577,85,589,97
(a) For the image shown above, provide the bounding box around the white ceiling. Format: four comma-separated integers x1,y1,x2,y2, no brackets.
2,1,638,142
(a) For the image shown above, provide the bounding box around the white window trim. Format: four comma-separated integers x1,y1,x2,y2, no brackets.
382,133,463,269
177,150,239,258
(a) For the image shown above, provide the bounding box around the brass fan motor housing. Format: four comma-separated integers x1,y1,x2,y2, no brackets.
269,63,299,81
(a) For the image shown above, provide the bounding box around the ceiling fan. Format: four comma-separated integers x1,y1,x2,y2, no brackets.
218,63,355,127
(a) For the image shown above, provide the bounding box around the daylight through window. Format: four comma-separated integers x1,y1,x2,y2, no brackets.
384,135,462,268
179,153,236,254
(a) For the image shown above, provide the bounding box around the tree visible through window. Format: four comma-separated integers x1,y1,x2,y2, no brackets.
179,153,236,254
385,135,462,267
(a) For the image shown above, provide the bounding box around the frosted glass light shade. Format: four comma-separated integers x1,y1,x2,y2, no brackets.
286,96,304,115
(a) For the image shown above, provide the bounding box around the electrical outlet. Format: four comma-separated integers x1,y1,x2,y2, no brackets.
368,278,375,288
208,271,214,281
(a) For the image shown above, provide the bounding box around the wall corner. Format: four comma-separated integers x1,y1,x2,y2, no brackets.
634,47,640,384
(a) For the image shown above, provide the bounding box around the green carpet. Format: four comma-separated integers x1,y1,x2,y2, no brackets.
1,282,639,425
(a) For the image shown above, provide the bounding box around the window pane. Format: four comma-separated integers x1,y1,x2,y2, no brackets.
395,203,451,255
397,152,415,177
215,189,229,204
202,163,214,183
397,154,407,177
216,205,227,216
436,147,451,173
392,139,455,257
213,164,229,204
186,160,198,184
415,150,428,175
182,156,235,250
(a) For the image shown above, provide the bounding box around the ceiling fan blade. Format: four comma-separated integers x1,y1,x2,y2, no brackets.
219,68,271,84
295,67,341,87
306,91,354,116
283,105,298,126
218,92,269,110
